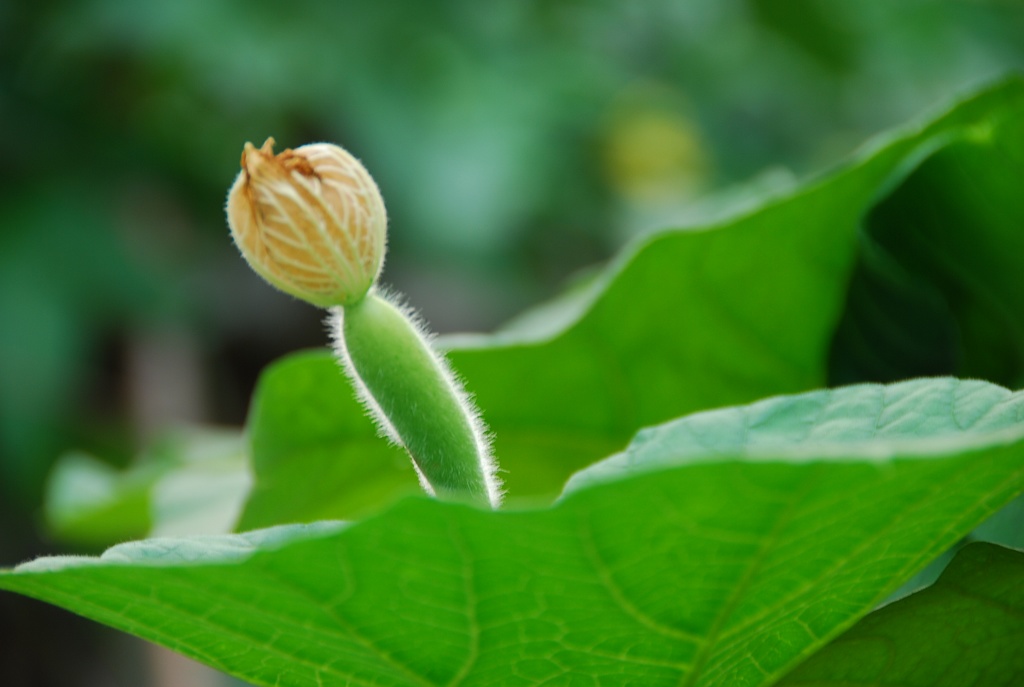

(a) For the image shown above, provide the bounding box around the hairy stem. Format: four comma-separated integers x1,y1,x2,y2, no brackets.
330,292,500,508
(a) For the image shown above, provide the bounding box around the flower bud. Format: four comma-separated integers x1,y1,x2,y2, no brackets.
227,138,387,307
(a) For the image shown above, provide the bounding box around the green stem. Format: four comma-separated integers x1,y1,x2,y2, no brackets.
331,291,500,508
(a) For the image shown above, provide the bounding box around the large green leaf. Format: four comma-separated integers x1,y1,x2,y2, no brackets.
239,78,1024,528
779,543,1024,686
6,378,1024,686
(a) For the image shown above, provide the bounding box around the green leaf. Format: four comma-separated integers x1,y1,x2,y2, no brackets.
830,108,1024,386
45,428,250,546
44,451,154,545
779,543,1024,687
238,351,421,530
564,377,1024,494
239,78,1024,528
6,378,1024,687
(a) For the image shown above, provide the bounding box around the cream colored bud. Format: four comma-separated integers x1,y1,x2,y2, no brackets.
227,138,387,307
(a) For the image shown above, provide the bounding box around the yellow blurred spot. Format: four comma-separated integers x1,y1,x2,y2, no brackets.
603,97,710,204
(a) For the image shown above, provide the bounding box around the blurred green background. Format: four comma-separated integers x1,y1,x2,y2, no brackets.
2,0,1023,684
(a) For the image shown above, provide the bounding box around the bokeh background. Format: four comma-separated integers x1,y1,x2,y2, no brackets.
2,0,1024,684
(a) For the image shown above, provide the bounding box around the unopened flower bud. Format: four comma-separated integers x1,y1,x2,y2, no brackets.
227,138,387,307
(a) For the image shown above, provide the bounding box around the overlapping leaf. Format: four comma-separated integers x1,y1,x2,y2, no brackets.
5,378,1024,686
45,428,250,545
779,543,1024,686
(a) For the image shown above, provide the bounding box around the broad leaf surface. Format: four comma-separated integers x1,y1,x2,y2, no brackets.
779,543,1024,686
6,378,1024,687
239,78,1024,528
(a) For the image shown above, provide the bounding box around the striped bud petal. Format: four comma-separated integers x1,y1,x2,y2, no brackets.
227,138,387,307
